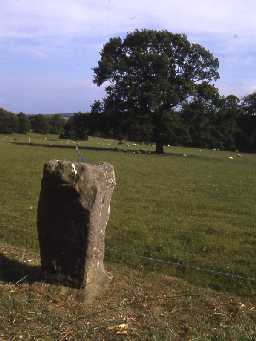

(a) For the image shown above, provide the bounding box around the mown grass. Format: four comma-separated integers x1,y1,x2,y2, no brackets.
1,133,256,293
1,133,256,339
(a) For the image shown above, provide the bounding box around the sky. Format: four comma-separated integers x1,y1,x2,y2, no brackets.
0,0,256,114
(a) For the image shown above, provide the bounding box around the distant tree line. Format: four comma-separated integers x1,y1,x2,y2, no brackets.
61,90,256,152
1,90,255,152
0,109,66,135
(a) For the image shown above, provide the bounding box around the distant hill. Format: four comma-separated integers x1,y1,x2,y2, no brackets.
56,113,74,119
26,113,75,118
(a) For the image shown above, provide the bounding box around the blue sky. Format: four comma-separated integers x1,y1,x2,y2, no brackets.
0,0,255,113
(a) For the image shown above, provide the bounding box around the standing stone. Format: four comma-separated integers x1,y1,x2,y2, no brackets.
37,160,116,299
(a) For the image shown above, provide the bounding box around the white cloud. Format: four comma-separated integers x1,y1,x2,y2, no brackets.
1,0,256,39
217,80,254,97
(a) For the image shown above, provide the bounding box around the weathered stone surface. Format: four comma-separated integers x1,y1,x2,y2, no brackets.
37,160,116,299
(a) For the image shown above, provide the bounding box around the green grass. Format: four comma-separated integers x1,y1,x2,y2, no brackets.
1,133,256,339
1,133,256,294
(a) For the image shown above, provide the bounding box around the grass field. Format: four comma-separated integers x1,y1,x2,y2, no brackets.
1,133,256,339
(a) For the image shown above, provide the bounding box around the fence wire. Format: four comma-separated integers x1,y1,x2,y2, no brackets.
106,246,256,283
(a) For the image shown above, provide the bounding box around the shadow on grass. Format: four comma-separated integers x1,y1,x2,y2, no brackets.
11,142,212,160
0,254,80,288
12,141,152,154
0,253,41,285
1,252,256,296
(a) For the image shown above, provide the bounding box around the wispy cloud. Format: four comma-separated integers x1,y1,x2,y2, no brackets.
0,76,105,113
1,0,256,39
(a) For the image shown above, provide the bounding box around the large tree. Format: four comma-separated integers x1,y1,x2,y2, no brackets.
93,29,219,153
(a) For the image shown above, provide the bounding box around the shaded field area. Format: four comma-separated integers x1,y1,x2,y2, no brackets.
1,133,256,339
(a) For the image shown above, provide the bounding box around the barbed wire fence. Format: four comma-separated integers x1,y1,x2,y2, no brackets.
105,246,256,284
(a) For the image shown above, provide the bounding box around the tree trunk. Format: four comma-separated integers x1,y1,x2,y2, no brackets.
155,142,164,154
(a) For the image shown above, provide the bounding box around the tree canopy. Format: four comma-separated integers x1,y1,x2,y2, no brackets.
0,108,18,134
237,92,256,151
60,112,89,140
17,113,31,134
93,29,219,153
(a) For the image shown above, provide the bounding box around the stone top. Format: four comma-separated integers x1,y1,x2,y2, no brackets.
42,160,116,190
